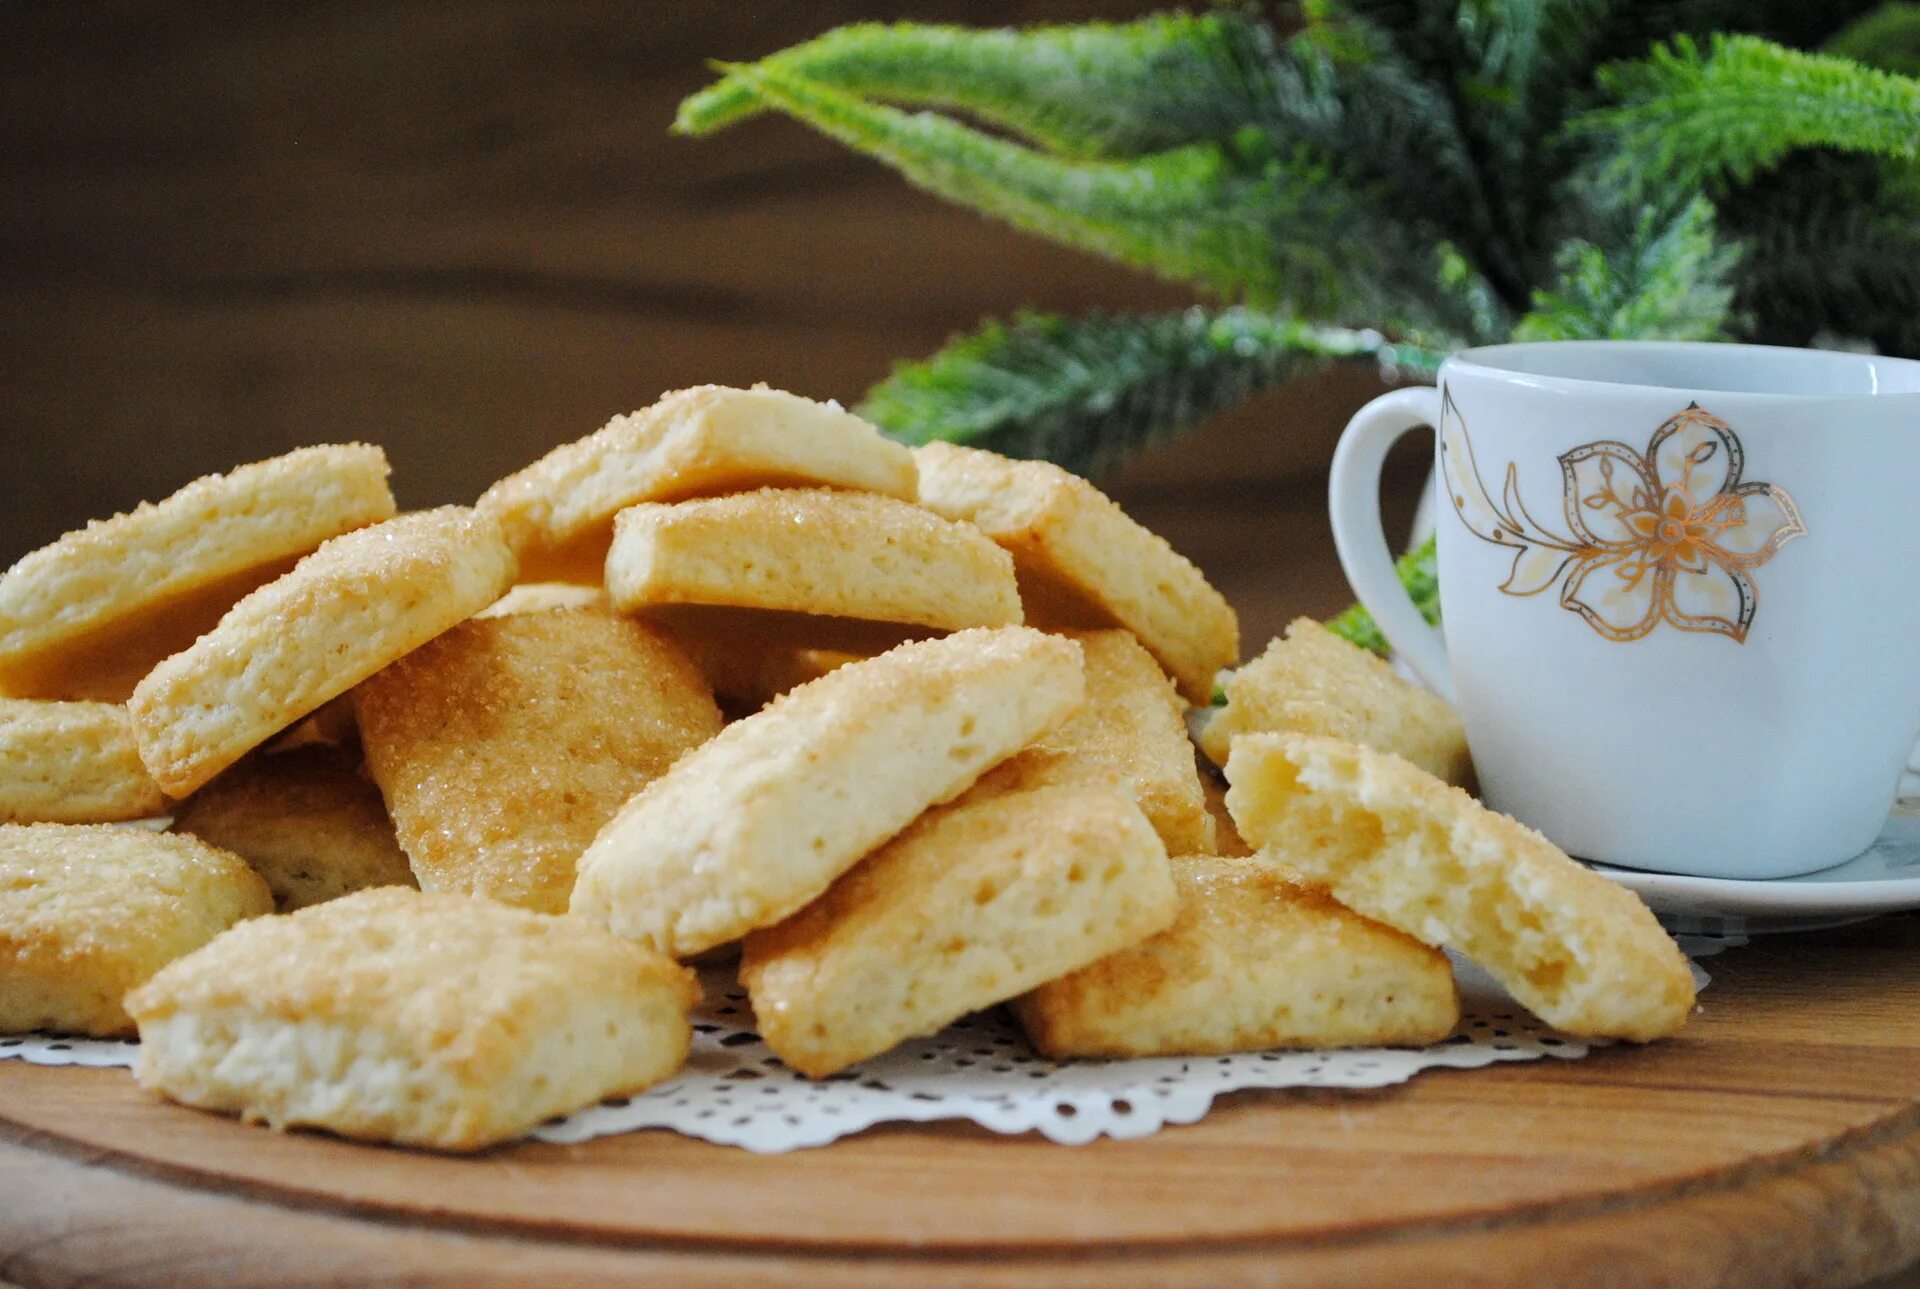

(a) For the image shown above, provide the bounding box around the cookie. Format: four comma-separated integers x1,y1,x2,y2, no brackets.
970,629,1214,854
606,487,1021,635
659,607,864,712
0,445,394,702
474,582,608,619
1224,733,1695,1041
172,746,415,911
125,888,696,1151
129,507,517,797
1013,853,1458,1058
742,784,1177,1077
1201,618,1472,785
0,698,167,823
911,442,1236,702
570,626,1085,959
354,608,723,913
479,384,918,581
0,823,272,1036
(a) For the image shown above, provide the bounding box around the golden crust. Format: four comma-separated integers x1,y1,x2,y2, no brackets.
0,445,395,701
970,629,1213,854
1224,733,1695,1041
0,698,168,823
173,746,415,911
353,608,722,913
911,442,1236,702
1201,618,1472,786
126,888,696,1151
606,488,1022,633
570,626,1086,960
128,507,517,797
1013,853,1458,1059
743,785,1177,1078
478,385,918,581
0,823,271,1036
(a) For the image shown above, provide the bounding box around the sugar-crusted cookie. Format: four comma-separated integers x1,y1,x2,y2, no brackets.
1201,618,1472,785
1225,733,1695,1041
743,784,1177,1077
571,626,1085,959
0,823,272,1036
911,442,1236,702
129,507,517,797
969,629,1213,854
0,445,394,702
125,888,696,1152
606,487,1021,637
1013,853,1457,1058
474,582,608,619
659,607,864,712
173,746,415,911
479,385,918,581
354,608,722,913
0,698,167,823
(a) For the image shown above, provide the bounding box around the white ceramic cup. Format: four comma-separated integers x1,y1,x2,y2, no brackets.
1329,340,1920,879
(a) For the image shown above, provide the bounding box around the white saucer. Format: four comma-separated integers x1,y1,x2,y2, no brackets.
1587,796,1920,927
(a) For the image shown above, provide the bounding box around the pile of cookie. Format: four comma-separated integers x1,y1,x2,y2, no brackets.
0,385,1695,1152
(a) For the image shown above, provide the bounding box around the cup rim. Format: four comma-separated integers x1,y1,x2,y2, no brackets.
1445,339,1920,402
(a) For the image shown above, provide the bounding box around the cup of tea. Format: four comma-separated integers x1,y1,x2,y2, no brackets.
1329,340,1920,879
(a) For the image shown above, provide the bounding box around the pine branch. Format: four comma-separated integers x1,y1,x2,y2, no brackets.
859,308,1442,477
1573,34,1920,192
1514,196,1739,341
715,63,1460,331
675,15,1279,159
1825,3,1920,76
1326,534,1439,657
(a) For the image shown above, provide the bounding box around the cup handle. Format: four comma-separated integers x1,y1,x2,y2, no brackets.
1328,386,1455,703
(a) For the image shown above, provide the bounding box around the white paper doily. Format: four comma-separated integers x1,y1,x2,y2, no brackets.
0,936,1735,1153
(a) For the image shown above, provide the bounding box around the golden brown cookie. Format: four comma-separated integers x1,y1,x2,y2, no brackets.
0,698,167,823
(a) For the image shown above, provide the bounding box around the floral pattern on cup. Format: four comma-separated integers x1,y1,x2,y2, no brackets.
1440,391,1807,643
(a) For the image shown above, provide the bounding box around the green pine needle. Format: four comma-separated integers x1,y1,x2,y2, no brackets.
1514,196,1739,341
1574,34,1920,192
859,308,1442,476
1326,534,1440,657
675,15,1279,159
1824,3,1920,77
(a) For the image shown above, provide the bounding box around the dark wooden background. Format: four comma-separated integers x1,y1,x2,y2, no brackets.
0,1,1429,651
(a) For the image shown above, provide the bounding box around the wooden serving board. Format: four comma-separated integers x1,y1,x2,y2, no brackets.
6,918,1920,1288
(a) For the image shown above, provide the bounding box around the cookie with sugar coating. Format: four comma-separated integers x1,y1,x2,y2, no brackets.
969,629,1213,855
125,888,696,1152
1013,853,1458,1059
606,487,1021,634
129,507,517,797
911,442,1236,703
353,607,722,913
0,698,167,824
743,784,1177,1078
658,608,864,714
173,746,415,911
1201,618,1472,786
0,823,272,1037
571,626,1085,960
0,445,394,702
1224,733,1695,1041
474,582,608,619
479,384,917,581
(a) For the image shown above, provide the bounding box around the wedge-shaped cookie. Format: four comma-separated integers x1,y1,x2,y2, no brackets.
912,442,1236,703
0,445,394,702
480,385,918,581
970,629,1213,854
129,507,516,797
0,698,167,823
0,824,271,1036
1201,618,1472,785
173,746,414,911
606,488,1022,634
1225,733,1694,1041
1014,853,1457,1059
125,888,696,1152
660,608,863,713
571,626,1085,959
475,581,608,619
744,785,1177,1077
354,608,723,913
